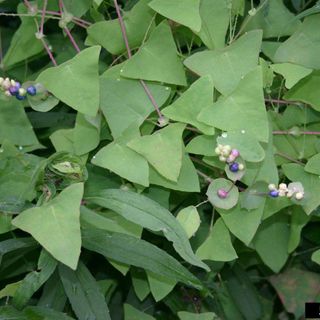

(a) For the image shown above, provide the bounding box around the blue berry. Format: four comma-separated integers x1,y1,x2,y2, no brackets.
16,94,26,101
269,190,279,198
229,162,239,172
26,85,37,96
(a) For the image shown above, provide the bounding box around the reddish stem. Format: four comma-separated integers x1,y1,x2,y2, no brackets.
273,131,320,135
23,0,32,10
113,0,163,119
139,80,163,118
265,98,302,106
40,38,57,66
39,0,48,36
39,10,91,27
64,27,80,53
275,152,304,165
59,0,80,53
196,170,212,183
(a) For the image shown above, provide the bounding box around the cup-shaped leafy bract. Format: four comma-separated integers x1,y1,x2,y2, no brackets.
206,178,239,210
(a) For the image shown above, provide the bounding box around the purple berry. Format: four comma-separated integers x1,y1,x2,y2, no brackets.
16,94,26,101
231,149,240,158
217,189,228,199
8,82,21,96
9,86,19,96
269,190,279,198
229,162,239,172
27,85,37,96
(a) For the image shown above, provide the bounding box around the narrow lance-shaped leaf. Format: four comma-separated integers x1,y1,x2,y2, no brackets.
85,189,209,271
82,227,203,289
59,261,111,320
12,250,57,310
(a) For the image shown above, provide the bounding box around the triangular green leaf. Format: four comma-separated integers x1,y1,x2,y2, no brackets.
198,67,269,142
274,15,320,69
99,78,170,139
176,206,201,239
288,207,309,253
216,131,266,162
74,113,101,156
162,76,215,135
184,30,262,95
149,0,201,32
284,71,320,112
86,0,155,55
3,4,43,68
186,135,216,156
271,63,312,89
149,153,200,192
127,123,185,181
124,304,155,320
122,21,187,86
196,218,238,262
196,0,229,49
217,200,265,246
305,152,320,175
92,126,149,187
147,271,176,302
12,183,83,270
0,100,39,146
37,46,101,116
253,214,290,272
243,0,300,38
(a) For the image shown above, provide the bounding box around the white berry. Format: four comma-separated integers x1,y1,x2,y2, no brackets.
279,190,286,197
215,147,220,155
268,184,277,191
219,155,227,162
279,183,287,191
2,78,11,90
19,88,27,96
238,163,245,171
286,190,294,198
295,192,304,200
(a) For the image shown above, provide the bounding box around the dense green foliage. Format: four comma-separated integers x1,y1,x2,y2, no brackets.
0,0,320,319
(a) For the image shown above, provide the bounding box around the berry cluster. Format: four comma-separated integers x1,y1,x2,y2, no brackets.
0,77,37,101
215,144,244,173
268,183,304,200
